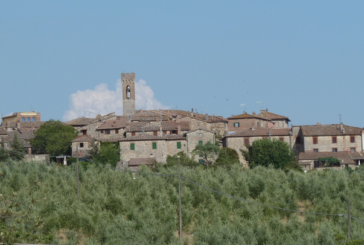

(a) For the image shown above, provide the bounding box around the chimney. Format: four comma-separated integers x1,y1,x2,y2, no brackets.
205,113,208,121
252,112,256,115
177,120,181,135
340,123,345,133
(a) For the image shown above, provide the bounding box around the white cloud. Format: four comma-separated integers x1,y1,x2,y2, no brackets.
62,79,168,121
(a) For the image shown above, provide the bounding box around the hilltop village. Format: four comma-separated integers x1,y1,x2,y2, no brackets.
1,73,364,170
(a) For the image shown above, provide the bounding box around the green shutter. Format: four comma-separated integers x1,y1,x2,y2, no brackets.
177,142,181,149
199,141,203,145
152,142,157,149
199,159,204,164
130,143,135,150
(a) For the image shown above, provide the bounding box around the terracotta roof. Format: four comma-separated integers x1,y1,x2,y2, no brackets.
66,117,94,126
225,128,291,137
259,110,290,121
301,124,363,136
97,119,129,130
72,135,94,143
227,110,290,121
348,151,364,160
120,135,186,141
298,152,354,164
227,113,262,120
129,158,155,166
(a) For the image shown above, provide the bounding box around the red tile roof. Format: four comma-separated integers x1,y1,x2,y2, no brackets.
298,152,355,164
225,128,291,137
301,124,363,136
97,119,129,130
66,117,94,126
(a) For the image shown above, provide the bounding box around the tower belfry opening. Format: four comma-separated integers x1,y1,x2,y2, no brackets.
121,73,136,116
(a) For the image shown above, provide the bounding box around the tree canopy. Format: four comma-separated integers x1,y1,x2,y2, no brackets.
241,138,301,171
192,141,219,167
30,120,78,156
88,141,120,167
165,151,200,168
215,147,240,169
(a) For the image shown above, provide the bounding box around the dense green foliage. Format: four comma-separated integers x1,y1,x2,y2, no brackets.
88,142,120,167
30,120,78,156
318,157,341,167
1,160,364,244
215,147,240,169
241,138,302,171
165,152,200,168
192,141,220,167
0,133,26,162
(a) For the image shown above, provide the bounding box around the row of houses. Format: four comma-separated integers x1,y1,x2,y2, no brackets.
1,73,363,170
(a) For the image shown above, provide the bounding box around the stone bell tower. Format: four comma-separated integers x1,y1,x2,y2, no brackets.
121,72,136,116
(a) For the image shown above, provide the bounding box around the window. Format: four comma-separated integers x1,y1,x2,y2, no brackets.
332,136,337,144
27,117,30,122
199,141,203,145
171,130,177,134
105,130,110,135
296,137,301,144
257,122,260,128
126,85,131,99
198,133,203,137
115,129,119,134
313,149,319,153
152,142,157,149
350,148,356,152
80,143,84,148
332,148,338,152
101,130,104,134
233,122,240,128
244,138,250,146
153,131,158,136
82,130,87,135
199,154,203,157
279,137,284,142
130,143,135,150
199,159,204,164
132,132,136,136
21,117,25,122
163,130,167,135
350,136,355,143
32,118,36,122
313,136,318,144
177,142,181,149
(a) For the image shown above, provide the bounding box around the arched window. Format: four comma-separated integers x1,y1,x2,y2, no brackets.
27,118,30,122
21,118,25,122
126,86,131,99
32,118,36,122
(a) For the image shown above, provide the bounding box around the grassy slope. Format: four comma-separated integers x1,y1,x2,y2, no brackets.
1,161,364,244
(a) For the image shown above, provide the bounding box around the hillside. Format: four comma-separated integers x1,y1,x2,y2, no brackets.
0,161,364,244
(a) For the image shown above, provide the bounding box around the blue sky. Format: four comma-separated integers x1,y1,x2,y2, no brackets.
1,1,363,127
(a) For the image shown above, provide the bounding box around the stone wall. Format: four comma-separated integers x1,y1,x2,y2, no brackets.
304,135,363,152
186,130,215,161
120,139,188,163
24,154,50,164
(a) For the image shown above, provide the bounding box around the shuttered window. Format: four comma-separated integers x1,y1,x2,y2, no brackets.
177,142,182,149
130,143,135,150
152,142,157,149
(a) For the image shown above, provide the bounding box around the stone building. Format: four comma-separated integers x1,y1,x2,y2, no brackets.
2,112,41,124
222,128,292,165
227,109,290,131
296,123,364,170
